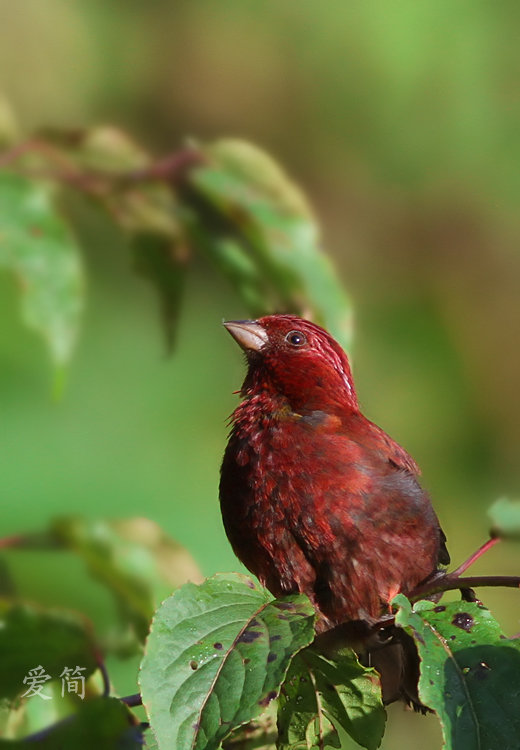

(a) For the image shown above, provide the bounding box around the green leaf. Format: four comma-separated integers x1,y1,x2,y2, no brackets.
0,697,142,749
488,497,520,539
133,234,186,351
41,125,180,237
394,595,520,750
40,125,150,173
0,171,84,367
0,600,97,702
223,702,277,750
184,139,352,350
50,516,202,645
277,648,385,750
139,573,316,750
41,126,185,347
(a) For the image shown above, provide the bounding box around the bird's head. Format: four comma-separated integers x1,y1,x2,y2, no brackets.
223,314,359,414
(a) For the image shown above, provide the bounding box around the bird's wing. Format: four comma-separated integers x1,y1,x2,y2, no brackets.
347,414,421,475
346,413,450,566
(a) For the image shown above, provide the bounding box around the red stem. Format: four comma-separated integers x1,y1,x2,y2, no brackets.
0,532,60,550
451,537,501,578
0,534,26,549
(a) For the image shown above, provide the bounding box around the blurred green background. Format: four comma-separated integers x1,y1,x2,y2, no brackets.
1,2,519,748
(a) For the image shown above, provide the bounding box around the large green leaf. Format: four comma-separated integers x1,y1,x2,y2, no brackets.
139,573,316,750
277,648,385,750
184,139,352,350
488,497,520,540
0,600,98,702
0,697,142,749
0,171,84,366
394,595,520,750
50,516,202,646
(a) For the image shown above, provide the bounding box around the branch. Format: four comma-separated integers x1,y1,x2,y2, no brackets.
0,532,60,550
121,693,142,707
410,574,520,602
0,138,204,194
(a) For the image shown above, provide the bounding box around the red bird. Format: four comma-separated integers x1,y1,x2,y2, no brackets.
219,315,449,698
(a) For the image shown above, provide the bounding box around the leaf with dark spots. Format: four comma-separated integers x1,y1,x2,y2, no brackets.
140,574,315,750
275,602,295,611
434,605,446,613
237,631,261,646
258,690,278,708
394,595,520,749
451,612,474,632
277,647,385,750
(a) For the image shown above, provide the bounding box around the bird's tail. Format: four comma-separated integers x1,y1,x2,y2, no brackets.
362,625,428,712
314,619,429,712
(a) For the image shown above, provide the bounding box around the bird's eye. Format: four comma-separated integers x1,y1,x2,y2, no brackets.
285,330,307,347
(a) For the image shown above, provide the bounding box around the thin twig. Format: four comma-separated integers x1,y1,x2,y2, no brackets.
0,534,26,549
0,139,203,193
121,693,143,707
121,148,204,184
96,651,111,697
0,532,60,550
450,537,501,578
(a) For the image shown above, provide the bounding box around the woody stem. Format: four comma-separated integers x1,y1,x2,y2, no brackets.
410,574,520,602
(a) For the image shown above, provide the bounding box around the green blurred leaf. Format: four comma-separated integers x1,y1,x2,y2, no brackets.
41,126,180,237
0,600,97,702
41,126,185,346
50,516,202,645
184,139,352,350
0,697,142,749
277,647,385,750
488,497,520,540
0,680,75,741
395,595,520,750
40,125,150,174
133,234,186,351
0,171,84,367
139,573,316,750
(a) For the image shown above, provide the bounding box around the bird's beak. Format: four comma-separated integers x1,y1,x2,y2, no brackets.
223,320,268,352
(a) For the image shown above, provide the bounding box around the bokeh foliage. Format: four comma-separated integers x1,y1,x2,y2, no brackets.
1,3,519,749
